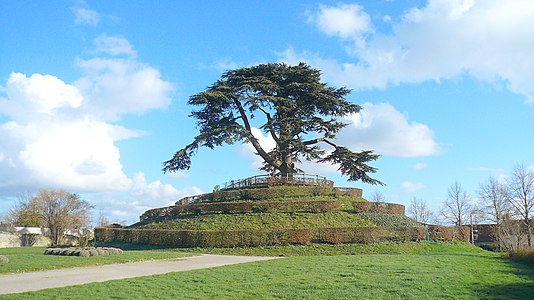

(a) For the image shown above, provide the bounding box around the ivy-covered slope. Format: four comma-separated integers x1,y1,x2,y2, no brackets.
130,185,419,230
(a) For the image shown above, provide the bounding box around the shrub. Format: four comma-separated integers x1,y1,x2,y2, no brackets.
507,249,534,264
353,202,405,215
0,255,9,264
427,226,470,242
140,201,342,221
95,227,312,248
358,213,419,227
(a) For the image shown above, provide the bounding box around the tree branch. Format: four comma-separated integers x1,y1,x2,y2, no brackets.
233,97,280,169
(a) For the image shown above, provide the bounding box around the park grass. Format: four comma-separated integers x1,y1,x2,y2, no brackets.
3,242,533,299
171,241,490,257
0,246,191,274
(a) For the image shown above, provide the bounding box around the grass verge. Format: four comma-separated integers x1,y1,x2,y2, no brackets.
3,242,533,299
0,247,191,274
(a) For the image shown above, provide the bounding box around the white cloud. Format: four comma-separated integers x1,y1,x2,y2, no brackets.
238,102,438,176
94,34,137,57
1,73,83,122
92,172,202,224
286,0,534,102
310,3,372,43
337,102,439,157
414,163,428,170
402,181,426,193
72,7,100,26
0,37,173,197
75,57,173,121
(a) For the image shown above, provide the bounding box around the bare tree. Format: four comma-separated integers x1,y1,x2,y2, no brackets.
409,197,434,224
97,208,110,227
441,181,472,226
478,176,509,250
369,190,386,202
506,164,534,248
10,189,93,246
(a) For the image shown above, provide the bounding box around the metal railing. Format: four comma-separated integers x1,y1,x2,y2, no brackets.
223,173,334,190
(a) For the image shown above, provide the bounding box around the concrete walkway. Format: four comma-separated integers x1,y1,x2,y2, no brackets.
0,254,280,295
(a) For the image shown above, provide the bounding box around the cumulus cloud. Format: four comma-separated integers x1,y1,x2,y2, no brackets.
238,102,438,175
0,35,173,198
91,172,202,223
284,0,534,102
414,163,428,170
129,172,201,212
94,34,137,57
338,102,439,156
402,181,426,193
74,35,173,121
309,3,372,46
72,7,100,26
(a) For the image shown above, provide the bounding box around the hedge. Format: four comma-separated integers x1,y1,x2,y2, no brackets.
315,227,425,244
353,202,405,215
140,200,341,221
95,227,312,248
427,225,470,242
176,186,363,204
95,226,433,247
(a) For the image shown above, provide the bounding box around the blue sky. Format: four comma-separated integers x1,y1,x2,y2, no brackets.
1,0,534,225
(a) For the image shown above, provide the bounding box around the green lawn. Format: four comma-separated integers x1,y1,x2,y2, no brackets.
0,247,191,274
2,242,533,299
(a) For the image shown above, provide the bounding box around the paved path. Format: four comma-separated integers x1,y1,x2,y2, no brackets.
0,254,280,295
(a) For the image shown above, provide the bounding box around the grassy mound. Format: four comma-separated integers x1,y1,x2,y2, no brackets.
116,185,425,247
136,212,373,230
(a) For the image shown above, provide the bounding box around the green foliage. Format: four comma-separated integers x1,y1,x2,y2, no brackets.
137,212,372,231
141,201,341,221
163,63,381,184
197,186,340,202
96,224,425,248
358,212,420,227
10,189,93,246
426,225,470,242
507,249,534,264
95,227,312,248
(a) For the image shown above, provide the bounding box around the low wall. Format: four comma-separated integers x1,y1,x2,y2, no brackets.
0,232,50,248
353,202,405,215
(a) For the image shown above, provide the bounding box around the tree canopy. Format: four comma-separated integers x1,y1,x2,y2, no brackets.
163,63,382,184
10,189,93,246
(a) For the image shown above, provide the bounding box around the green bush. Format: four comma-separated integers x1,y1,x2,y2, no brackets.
136,212,372,231
95,227,428,248
359,213,420,227
427,226,470,242
314,227,423,244
507,249,534,264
